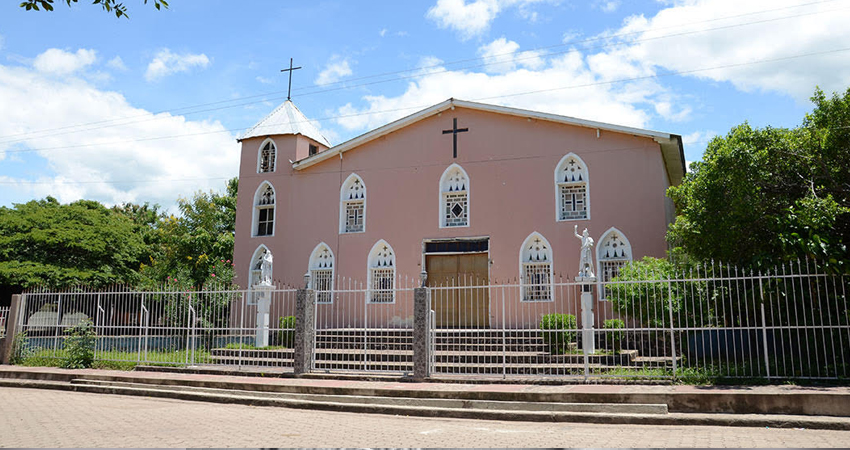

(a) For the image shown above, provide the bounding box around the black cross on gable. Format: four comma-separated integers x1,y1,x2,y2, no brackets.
280,58,302,101
442,117,469,159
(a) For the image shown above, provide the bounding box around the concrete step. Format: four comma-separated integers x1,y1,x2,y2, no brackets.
68,378,668,414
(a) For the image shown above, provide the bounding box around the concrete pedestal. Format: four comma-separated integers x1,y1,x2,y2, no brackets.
253,285,272,348
576,276,597,354
293,288,315,375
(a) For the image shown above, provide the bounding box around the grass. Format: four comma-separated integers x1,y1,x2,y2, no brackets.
19,348,212,371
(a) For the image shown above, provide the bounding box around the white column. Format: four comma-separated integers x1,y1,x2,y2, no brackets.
577,276,596,354
254,285,272,348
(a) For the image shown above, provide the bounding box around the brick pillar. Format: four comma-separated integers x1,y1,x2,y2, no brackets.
413,286,432,380
293,287,315,375
1,294,25,365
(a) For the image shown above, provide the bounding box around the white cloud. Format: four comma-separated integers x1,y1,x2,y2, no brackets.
145,49,210,82
478,38,545,73
596,0,620,13
426,0,552,40
106,56,127,71
33,48,97,75
315,56,353,86
255,76,274,85
0,54,238,208
379,28,388,37
614,0,850,100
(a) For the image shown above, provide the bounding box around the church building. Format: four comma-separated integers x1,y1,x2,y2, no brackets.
232,98,684,327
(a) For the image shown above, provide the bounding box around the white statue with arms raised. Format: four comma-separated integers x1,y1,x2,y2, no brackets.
574,225,595,278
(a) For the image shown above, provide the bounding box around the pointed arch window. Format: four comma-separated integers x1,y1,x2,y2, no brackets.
520,233,554,302
248,245,270,305
367,240,395,303
309,243,335,304
555,154,589,221
340,174,366,234
258,139,276,173
254,183,275,237
597,228,632,301
440,164,469,228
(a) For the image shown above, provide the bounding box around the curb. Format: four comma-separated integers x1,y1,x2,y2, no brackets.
2,378,850,431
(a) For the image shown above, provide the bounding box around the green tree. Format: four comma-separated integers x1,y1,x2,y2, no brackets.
668,87,850,270
0,197,148,289
20,0,168,18
139,178,239,288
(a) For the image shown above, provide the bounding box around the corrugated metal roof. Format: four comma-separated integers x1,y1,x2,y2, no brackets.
239,100,331,147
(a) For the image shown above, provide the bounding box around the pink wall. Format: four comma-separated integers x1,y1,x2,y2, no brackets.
233,107,675,327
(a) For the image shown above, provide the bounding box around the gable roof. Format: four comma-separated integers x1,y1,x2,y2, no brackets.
239,100,331,147
291,98,685,185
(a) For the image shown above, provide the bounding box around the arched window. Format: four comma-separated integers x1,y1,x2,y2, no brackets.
248,245,270,305
555,153,589,221
253,182,275,237
519,232,554,302
367,240,395,303
340,174,366,234
439,164,469,228
309,243,335,304
257,139,276,173
597,228,632,300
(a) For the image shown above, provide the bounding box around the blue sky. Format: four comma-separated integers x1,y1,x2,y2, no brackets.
1,0,849,211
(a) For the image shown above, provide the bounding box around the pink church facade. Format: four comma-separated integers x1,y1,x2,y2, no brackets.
232,99,684,328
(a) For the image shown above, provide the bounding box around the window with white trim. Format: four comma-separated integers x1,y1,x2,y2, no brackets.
367,241,395,303
597,229,632,301
440,164,469,228
258,140,276,173
340,174,366,233
309,243,334,304
555,154,588,221
254,183,275,237
520,233,554,302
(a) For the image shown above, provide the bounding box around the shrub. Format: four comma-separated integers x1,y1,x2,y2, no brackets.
61,318,96,369
539,313,577,354
603,319,625,353
277,316,296,348
10,332,32,365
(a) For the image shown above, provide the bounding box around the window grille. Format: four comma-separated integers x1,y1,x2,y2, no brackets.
556,155,589,221
341,175,366,234
522,262,552,301
598,230,631,300
444,191,468,227
256,185,275,236
259,141,276,173
370,268,394,303
344,201,364,232
440,165,469,227
312,269,333,303
559,185,587,220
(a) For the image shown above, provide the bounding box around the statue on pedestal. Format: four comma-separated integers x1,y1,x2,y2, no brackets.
260,250,273,286
574,225,595,278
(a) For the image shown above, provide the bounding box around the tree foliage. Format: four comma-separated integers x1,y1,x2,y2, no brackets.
668,87,850,270
19,0,168,19
0,197,148,289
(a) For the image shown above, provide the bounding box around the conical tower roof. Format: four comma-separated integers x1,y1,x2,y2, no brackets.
239,100,331,147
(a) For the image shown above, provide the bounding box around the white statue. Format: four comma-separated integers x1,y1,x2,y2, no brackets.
259,250,273,286
574,225,595,278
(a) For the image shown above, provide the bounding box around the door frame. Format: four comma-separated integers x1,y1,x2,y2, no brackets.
421,236,491,328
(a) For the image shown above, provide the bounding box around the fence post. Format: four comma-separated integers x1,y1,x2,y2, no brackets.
294,274,315,376
0,294,25,365
667,280,677,379
759,275,770,378
413,272,431,380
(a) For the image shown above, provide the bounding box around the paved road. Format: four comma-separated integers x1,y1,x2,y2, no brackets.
2,387,849,448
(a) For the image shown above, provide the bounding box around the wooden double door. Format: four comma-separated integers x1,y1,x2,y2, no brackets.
426,253,489,328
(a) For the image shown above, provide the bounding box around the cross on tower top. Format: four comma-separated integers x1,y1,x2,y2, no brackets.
442,117,469,158
280,58,302,101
